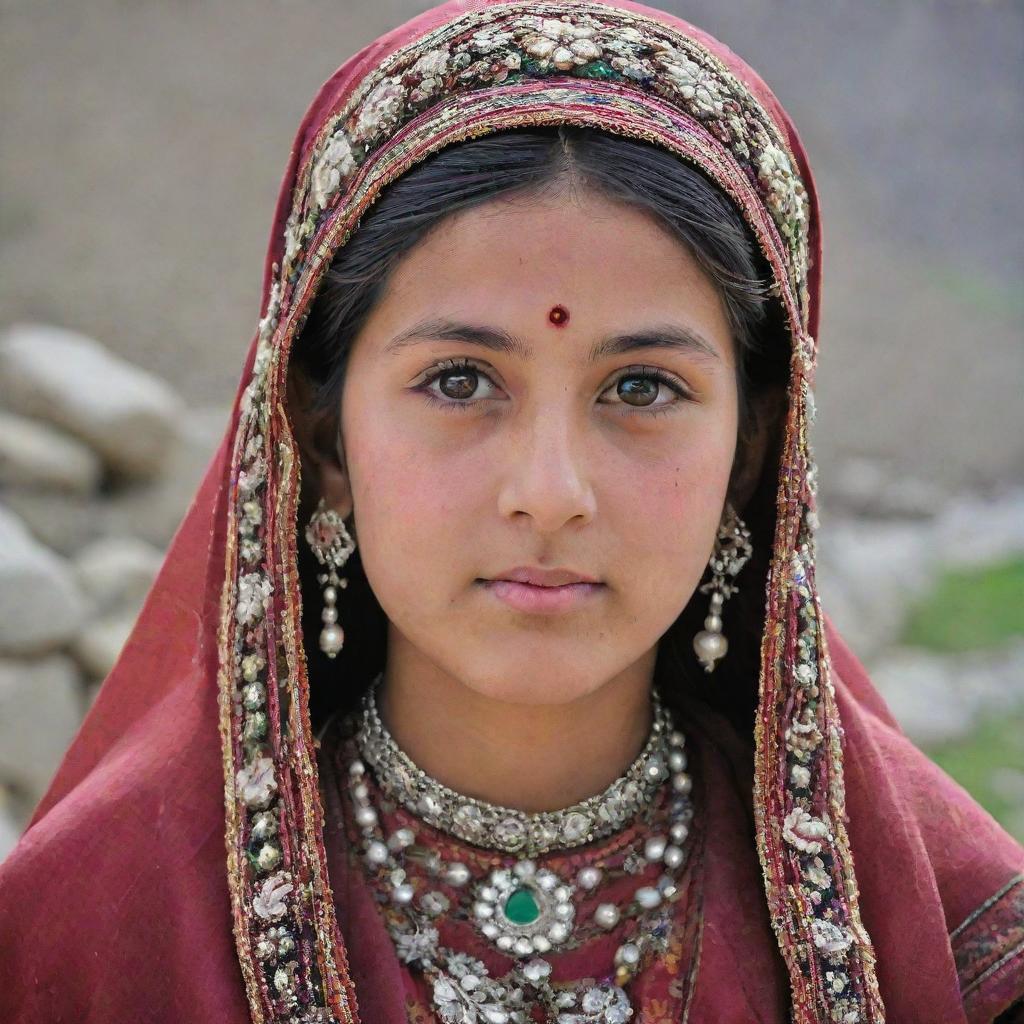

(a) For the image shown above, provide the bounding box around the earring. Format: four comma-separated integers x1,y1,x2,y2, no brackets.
692,502,753,673
304,497,357,658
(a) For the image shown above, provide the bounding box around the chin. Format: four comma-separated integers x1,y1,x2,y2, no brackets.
453,659,613,708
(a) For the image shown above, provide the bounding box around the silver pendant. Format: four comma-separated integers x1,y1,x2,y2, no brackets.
555,983,633,1023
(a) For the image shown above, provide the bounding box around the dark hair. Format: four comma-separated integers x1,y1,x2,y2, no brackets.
293,125,789,737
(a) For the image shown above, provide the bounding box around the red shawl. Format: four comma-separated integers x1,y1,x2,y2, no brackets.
2,3,1022,1022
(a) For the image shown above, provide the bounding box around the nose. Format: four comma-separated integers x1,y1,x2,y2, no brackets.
496,404,597,532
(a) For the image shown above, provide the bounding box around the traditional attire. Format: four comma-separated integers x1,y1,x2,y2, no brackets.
1,2,1022,1022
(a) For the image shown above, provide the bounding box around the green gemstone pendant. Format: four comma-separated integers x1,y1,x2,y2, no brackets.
473,864,576,956
503,887,541,925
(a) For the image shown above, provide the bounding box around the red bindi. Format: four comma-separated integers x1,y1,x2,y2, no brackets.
548,305,570,326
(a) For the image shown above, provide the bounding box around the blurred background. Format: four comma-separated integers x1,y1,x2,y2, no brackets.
1,1,1022,857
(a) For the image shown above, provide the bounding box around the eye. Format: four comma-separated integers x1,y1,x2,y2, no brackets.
412,357,501,412
411,358,693,417
599,366,693,417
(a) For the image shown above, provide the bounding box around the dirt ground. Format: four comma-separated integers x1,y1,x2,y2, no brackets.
2,0,1021,494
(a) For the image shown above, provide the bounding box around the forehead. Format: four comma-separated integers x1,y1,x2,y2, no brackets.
365,190,734,362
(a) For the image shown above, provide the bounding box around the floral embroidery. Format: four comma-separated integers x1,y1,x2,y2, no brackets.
240,651,267,683
311,135,358,210
409,48,452,104
801,855,832,892
782,807,833,855
354,77,406,143
520,17,603,68
811,918,855,958
237,756,277,809
785,706,824,755
254,872,294,921
235,571,272,626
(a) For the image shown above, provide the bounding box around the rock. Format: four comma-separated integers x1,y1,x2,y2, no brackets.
951,639,1024,719
0,504,88,656
824,457,948,520
0,654,83,805
868,642,1024,748
0,491,105,557
70,612,137,681
0,323,184,480
816,514,938,659
0,796,21,864
104,403,229,546
0,411,103,494
817,486,1024,660
73,536,163,617
931,487,1024,570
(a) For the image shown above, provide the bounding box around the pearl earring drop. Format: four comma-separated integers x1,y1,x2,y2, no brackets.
304,498,356,658
692,503,752,673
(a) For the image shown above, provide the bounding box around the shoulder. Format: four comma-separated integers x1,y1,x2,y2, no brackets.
0,735,248,1023
839,677,1024,1019
826,620,1024,1018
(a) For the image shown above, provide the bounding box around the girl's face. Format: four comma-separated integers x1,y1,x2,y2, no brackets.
337,188,739,705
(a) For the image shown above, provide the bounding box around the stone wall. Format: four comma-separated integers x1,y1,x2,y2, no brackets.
0,323,228,848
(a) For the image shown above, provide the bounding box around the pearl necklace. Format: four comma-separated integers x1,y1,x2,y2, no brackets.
342,680,696,1024
355,672,687,856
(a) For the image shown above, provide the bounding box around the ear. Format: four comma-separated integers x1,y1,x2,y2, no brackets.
728,384,786,513
286,367,353,519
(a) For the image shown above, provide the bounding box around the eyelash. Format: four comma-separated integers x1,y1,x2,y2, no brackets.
412,356,693,418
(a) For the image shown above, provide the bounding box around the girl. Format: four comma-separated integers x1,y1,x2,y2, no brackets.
2,2,1021,1021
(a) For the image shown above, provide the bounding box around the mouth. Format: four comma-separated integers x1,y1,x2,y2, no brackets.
476,578,605,615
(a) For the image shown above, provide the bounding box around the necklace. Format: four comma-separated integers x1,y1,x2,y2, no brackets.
356,672,687,856
342,675,697,1024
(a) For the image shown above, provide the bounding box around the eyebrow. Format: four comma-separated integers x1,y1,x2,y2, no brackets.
383,317,721,363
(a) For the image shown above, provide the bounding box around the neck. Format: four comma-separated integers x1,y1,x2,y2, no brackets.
376,656,656,813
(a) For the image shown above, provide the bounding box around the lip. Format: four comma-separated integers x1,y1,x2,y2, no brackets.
488,566,601,587
478,579,605,614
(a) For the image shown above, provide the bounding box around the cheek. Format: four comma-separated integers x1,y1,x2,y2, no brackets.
342,412,488,606
607,423,736,616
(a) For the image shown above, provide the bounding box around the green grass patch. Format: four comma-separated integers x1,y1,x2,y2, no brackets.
900,557,1024,653
923,708,1024,843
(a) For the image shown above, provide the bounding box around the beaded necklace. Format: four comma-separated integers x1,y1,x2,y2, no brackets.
341,676,697,1023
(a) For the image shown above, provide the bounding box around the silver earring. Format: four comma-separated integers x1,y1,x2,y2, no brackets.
304,497,356,659
692,502,753,673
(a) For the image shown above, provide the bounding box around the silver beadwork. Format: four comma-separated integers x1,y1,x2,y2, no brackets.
355,673,675,856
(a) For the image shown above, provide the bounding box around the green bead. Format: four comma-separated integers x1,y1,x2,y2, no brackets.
577,60,619,81
504,887,540,925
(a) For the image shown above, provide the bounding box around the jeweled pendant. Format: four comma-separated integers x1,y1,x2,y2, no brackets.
473,862,575,956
